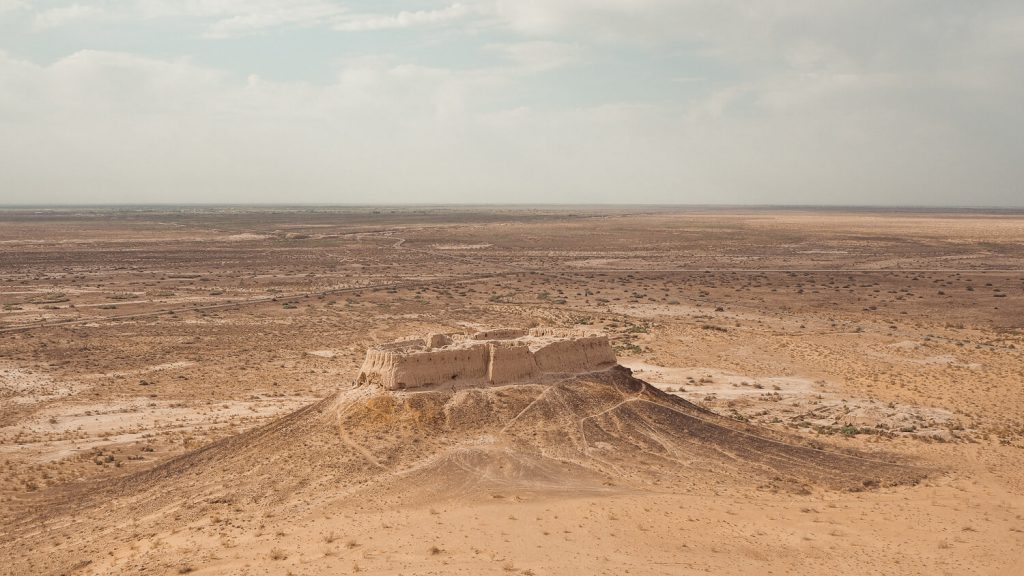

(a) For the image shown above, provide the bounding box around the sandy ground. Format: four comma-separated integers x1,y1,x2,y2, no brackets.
1,207,1023,575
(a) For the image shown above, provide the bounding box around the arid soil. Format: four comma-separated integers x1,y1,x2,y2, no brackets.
1,207,1023,575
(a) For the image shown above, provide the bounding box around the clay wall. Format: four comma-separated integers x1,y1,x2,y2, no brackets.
357,349,400,388
486,343,539,385
426,333,453,349
357,330,617,390
532,336,617,373
472,328,528,340
377,338,426,351
383,344,489,390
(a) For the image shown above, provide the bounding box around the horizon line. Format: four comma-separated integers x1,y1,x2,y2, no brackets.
2,202,1024,212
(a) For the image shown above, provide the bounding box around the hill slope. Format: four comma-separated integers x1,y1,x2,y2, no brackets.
2,366,925,575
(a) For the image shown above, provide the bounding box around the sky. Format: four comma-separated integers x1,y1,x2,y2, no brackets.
0,1,1022,206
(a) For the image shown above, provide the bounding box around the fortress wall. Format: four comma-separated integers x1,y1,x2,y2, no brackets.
486,343,539,385
378,338,426,351
472,328,528,340
357,349,402,388
528,327,581,338
388,344,489,390
532,336,617,373
426,333,453,349
358,330,617,390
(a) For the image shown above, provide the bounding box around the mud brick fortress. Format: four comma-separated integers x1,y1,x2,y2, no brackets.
357,328,617,390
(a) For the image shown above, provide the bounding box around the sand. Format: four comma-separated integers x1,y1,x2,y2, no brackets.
1,206,1022,575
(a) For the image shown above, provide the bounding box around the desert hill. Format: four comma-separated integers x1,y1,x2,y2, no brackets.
2,365,924,575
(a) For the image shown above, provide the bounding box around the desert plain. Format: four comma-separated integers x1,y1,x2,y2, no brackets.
1,206,1023,575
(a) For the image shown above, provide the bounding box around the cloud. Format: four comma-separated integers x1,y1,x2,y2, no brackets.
333,3,470,32
488,0,1018,74
24,1,474,37
202,2,347,38
486,41,581,72
0,0,27,17
1,2,1023,205
0,50,520,203
491,0,702,40
1,44,1021,206
32,4,104,31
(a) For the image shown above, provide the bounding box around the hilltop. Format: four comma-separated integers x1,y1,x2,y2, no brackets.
2,358,923,575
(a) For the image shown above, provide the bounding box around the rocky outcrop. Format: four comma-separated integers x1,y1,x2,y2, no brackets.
357,328,617,390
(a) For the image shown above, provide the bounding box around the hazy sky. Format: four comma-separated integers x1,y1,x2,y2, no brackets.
1,1,1022,206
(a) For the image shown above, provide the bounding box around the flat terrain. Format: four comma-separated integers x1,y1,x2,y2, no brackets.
1,206,1023,575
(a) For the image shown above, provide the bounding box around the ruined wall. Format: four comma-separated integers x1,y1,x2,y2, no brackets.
387,345,489,390
425,333,452,349
378,338,425,351
358,344,489,390
532,336,617,373
357,349,400,388
527,327,597,338
486,343,539,385
472,328,527,340
357,330,617,390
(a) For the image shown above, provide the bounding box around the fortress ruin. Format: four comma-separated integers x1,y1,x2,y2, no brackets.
357,328,618,390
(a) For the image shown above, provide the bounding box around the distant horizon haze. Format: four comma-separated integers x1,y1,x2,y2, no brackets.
2,203,1024,211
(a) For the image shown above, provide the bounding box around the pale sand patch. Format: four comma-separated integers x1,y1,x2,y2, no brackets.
623,361,966,441
0,396,317,462
222,233,271,241
0,364,82,403
430,243,493,250
99,360,196,379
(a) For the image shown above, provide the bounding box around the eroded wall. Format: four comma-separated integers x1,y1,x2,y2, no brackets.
357,330,617,390
532,336,617,373
486,343,539,385
472,328,528,341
